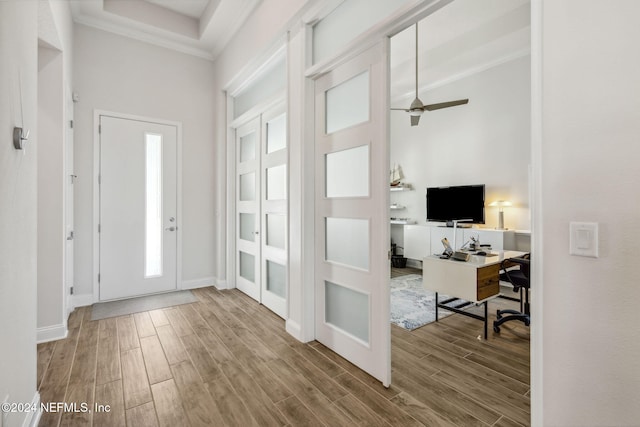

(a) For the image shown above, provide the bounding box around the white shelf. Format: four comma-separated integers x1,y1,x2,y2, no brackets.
390,219,416,225
390,184,412,192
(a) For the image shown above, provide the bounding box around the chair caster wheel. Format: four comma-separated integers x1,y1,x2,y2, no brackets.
493,325,500,333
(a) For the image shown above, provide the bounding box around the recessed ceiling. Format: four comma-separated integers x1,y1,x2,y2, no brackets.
69,0,260,60
144,0,211,19
391,0,530,102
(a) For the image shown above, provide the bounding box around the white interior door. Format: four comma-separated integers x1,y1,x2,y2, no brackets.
99,115,178,301
236,118,261,301
261,109,288,318
314,42,391,386
235,107,288,318
65,90,74,312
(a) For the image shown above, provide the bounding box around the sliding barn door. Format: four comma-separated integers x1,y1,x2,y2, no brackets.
314,42,391,386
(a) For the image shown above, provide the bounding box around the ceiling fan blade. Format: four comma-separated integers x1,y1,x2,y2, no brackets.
424,99,469,111
410,115,421,126
390,108,410,111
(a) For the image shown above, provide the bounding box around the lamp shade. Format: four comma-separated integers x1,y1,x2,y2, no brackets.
489,200,511,230
489,200,512,209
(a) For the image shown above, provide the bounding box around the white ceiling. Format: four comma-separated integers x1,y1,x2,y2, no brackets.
390,0,530,103
69,0,530,90
69,0,260,60
144,0,211,19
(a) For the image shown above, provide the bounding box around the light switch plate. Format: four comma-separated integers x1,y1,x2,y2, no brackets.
570,222,598,258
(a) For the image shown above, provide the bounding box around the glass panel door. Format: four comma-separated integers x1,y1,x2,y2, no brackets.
236,118,261,301
261,109,288,318
235,107,288,319
314,42,390,386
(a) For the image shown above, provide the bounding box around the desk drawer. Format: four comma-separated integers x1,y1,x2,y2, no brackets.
477,264,500,300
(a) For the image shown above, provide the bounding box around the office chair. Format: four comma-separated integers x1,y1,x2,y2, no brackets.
493,254,530,333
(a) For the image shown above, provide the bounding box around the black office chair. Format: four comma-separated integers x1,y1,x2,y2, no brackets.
493,254,530,333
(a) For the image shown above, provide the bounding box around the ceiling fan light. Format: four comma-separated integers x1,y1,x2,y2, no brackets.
409,109,423,117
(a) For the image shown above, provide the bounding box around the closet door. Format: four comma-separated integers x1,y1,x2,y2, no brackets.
236,118,261,301
314,42,391,386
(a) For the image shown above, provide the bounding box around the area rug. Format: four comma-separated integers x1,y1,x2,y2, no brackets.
91,290,198,320
390,274,456,331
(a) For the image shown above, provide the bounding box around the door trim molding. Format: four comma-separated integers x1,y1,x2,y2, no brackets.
92,110,183,303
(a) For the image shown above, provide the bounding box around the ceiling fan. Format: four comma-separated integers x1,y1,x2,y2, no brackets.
391,22,469,126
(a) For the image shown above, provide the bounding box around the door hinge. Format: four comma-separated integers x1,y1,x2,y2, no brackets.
98,124,101,134
98,174,101,185
70,286,74,295
70,120,74,129
98,224,101,233
98,273,100,283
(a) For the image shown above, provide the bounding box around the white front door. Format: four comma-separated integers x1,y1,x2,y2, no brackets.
99,115,178,301
314,42,391,386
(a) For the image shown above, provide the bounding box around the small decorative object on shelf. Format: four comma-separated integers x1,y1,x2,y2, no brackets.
390,203,405,210
390,163,404,187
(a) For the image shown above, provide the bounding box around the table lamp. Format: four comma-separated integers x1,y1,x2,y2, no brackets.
489,200,512,230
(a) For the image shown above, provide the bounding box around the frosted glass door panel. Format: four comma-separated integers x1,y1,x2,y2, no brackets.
266,165,286,200
326,217,369,270
239,132,256,163
239,213,255,242
325,281,369,343
326,145,369,198
325,71,369,134
266,214,286,249
144,133,163,278
239,172,256,201
266,113,287,153
239,251,255,282
266,261,286,298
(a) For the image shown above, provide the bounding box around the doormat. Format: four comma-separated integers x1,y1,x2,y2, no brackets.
91,290,198,321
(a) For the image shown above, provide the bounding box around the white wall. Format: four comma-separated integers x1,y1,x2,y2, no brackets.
540,1,640,424
390,55,531,232
73,24,216,298
0,1,40,425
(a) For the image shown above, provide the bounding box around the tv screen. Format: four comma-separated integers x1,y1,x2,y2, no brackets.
426,185,485,224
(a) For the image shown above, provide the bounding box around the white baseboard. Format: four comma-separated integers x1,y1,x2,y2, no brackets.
285,319,304,342
24,391,40,427
214,277,228,290
182,277,215,290
72,293,94,308
37,324,68,344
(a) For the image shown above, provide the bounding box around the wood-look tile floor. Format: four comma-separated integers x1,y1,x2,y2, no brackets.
37,280,530,426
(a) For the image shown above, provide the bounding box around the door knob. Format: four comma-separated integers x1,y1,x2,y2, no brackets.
165,226,176,232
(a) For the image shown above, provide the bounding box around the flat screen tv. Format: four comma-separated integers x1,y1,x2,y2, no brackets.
426,185,485,225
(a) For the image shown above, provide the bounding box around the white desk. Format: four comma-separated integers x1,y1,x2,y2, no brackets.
423,250,528,338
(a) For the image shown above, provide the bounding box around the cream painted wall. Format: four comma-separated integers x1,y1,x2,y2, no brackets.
0,1,39,425
390,55,531,232
540,0,640,424
73,24,216,297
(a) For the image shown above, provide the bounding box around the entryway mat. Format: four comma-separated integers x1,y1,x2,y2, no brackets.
91,290,198,320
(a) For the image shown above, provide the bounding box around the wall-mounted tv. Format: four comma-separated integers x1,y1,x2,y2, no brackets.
426,185,485,225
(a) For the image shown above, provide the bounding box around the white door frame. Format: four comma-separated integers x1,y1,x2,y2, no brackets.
92,110,183,303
